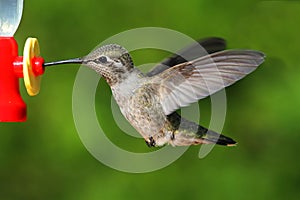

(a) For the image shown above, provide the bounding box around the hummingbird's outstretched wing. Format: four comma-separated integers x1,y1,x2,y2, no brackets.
151,50,265,115
147,37,226,77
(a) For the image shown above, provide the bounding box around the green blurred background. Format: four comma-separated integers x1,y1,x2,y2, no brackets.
1,0,300,199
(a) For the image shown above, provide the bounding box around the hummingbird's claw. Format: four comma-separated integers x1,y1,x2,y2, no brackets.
145,136,156,147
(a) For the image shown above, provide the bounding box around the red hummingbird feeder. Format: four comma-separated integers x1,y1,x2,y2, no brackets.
0,0,46,122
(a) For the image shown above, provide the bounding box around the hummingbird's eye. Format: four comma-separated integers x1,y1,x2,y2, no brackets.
98,56,108,63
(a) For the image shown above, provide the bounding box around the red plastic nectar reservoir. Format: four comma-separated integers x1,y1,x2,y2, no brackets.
0,37,26,121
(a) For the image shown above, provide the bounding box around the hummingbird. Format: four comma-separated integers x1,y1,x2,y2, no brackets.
44,38,265,147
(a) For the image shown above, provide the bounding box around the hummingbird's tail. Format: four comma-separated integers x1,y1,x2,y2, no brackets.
167,113,237,146
170,123,237,147
198,127,237,146
171,124,237,147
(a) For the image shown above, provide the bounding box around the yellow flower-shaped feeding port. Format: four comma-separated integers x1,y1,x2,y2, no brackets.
23,38,41,96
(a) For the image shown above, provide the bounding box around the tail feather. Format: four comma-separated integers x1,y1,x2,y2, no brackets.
167,112,237,146
198,127,237,146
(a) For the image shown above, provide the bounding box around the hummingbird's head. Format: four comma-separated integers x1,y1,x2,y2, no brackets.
82,44,134,85
43,44,134,86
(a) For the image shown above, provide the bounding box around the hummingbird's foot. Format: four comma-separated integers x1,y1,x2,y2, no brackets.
145,136,156,147
171,133,175,140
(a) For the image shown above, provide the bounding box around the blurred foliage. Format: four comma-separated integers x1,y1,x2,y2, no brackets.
1,0,300,199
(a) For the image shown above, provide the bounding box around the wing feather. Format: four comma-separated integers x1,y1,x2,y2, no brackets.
150,50,265,115
147,37,226,76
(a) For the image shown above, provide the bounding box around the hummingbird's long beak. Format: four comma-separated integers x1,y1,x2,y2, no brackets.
43,58,83,67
